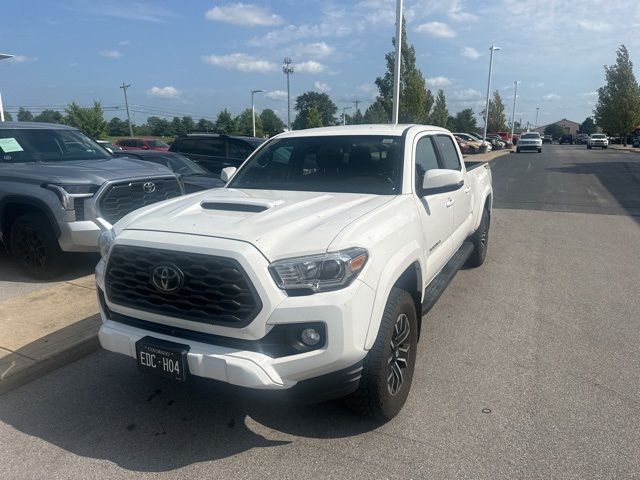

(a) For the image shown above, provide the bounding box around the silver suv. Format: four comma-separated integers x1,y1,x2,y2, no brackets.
0,122,183,278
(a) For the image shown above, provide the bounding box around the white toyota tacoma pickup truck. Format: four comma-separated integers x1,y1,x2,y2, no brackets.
96,124,493,419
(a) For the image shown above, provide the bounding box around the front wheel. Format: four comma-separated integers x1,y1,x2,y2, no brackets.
516,147,520,153
587,145,592,149
467,208,490,267
346,288,418,420
9,213,65,279
538,148,542,153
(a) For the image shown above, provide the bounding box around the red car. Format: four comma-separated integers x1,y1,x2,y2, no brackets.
455,136,471,155
116,138,170,152
491,131,518,144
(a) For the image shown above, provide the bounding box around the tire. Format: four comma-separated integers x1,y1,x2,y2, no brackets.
9,213,65,279
603,146,607,149
346,288,418,420
538,148,542,153
516,147,520,153
587,145,592,149
467,207,490,268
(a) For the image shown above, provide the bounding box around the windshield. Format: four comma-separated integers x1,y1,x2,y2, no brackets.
148,139,169,148
591,134,606,138
228,135,404,195
163,153,207,175
522,133,540,139
247,138,265,149
0,129,112,162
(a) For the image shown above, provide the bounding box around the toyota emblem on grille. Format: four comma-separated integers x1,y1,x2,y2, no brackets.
151,265,183,293
143,182,156,193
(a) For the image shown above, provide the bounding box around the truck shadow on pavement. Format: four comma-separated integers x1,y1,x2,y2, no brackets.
546,161,640,223
0,245,98,283
0,351,379,472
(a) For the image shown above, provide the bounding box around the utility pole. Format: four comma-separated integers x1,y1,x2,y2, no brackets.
119,82,133,136
251,89,265,137
0,53,14,122
342,106,352,126
535,107,540,130
353,99,361,123
510,81,520,144
482,45,501,144
391,0,403,124
282,58,294,130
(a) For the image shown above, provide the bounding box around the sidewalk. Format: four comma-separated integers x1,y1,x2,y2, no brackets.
465,148,512,164
609,144,640,154
0,275,99,395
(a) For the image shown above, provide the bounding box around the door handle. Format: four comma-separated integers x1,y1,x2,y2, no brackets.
445,198,454,208
464,186,471,194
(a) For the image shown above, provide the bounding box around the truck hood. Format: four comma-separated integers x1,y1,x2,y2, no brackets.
116,188,394,260
11,157,174,184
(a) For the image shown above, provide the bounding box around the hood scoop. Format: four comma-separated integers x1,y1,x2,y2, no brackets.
200,197,283,213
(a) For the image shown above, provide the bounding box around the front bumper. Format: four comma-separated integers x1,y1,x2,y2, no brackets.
517,144,541,150
96,231,376,390
58,218,108,252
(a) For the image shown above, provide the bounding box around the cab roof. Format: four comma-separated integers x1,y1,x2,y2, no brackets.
276,124,451,138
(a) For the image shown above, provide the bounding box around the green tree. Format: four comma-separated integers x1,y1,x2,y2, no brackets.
215,109,236,134
33,109,63,123
234,108,263,136
430,90,449,127
196,118,216,132
375,18,432,123
64,101,107,139
260,109,285,137
594,45,640,145
107,117,130,136
3,111,12,121
579,117,598,135
487,90,507,132
352,108,364,125
181,116,195,134
363,102,390,124
293,91,337,129
147,116,171,136
544,123,565,139
450,108,478,132
306,107,323,128
17,107,33,122
170,117,185,136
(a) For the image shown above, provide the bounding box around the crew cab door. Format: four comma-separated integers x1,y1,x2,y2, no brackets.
432,134,472,249
413,134,455,283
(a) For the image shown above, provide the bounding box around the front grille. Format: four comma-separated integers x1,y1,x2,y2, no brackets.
99,178,181,224
74,199,85,221
105,245,262,327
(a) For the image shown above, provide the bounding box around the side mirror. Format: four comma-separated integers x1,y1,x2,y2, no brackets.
421,169,464,196
220,166,237,183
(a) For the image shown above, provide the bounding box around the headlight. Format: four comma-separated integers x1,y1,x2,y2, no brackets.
98,228,115,261
269,248,368,294
44,183,99,209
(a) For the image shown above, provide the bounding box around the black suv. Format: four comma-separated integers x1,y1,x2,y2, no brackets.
169,134,264,174
559,134,573,145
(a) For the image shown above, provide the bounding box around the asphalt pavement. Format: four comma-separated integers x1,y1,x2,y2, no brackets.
1,145,639,479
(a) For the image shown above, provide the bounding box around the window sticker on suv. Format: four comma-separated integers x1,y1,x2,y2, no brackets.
0,137,24,153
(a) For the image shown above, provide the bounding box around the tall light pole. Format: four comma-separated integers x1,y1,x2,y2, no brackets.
282,58,294,130
0,54,14,122
535,107,540,130
391,0,403,124
482,45,501,144
342,106,352,126
119,82,133,136
510,81,520,144
251,89,265,137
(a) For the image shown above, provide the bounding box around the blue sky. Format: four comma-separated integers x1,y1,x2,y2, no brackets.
2,0,639,127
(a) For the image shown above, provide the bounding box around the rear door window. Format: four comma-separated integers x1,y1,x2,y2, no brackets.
227,139,254,159
174,137,225,156
433,135,461,171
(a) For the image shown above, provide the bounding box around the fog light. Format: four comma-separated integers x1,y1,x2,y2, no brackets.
301,328,321,346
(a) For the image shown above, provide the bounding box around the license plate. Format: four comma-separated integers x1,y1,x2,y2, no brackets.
135,336,190,382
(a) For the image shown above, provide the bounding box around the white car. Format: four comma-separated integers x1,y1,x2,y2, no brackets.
96,124,493,419
516,132,543,153
587,134,608,149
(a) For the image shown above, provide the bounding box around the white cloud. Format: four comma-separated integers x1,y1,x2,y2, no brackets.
425,76,452,87
6,55,37,63
118,40,130,46
248,21,351,47
201,53,277,72
577,19,612,32
292,42,334,59
314,81,331,92
78,2,174,23
462,47,480,60
146,86,181,98
415,21,456,38
266,90,288,101
581,91,598,97
543,93,561,101
357,83,378,100
205,3,283,27
452,88,482,101
100,50,121,59
296,60,327,74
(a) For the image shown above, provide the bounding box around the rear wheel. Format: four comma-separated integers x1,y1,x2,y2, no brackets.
9,213,65,279
467,207,490,268
346,288,418,420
